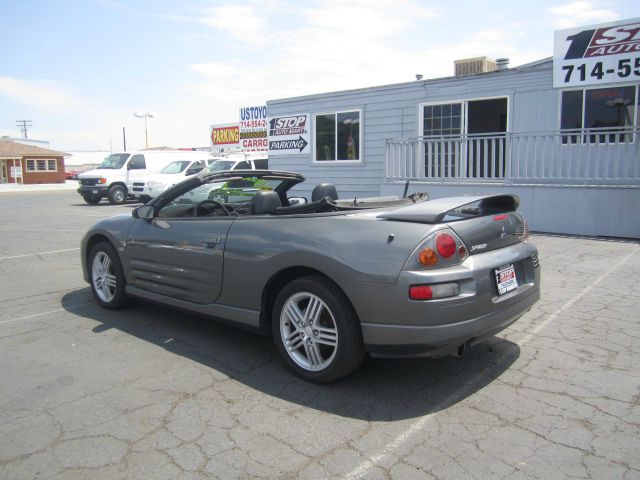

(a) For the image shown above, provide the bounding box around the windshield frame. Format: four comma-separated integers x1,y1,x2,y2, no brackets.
160,161,191,174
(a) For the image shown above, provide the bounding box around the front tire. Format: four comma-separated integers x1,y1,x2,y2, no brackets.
82,195,101,205
272,276,365,383
89,242,130,309
107,185,127,205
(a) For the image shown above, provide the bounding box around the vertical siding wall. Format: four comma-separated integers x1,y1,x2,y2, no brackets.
267,61,555,199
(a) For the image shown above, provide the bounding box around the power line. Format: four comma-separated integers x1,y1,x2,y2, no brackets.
16,120,33,140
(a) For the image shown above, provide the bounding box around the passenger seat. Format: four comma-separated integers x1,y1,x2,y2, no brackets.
252,190,282,214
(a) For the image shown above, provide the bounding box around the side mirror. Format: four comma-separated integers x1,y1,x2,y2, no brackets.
133,205,154,220
126,162,134,170
288,196,307,206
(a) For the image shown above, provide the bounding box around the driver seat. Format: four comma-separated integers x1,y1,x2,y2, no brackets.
252,190,281,215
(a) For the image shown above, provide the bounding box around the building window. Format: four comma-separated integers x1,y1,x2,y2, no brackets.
560,86,638,143
25,158,58,172
314,110,361,162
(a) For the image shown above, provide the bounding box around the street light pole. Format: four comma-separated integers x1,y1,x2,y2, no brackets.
133,112,155,149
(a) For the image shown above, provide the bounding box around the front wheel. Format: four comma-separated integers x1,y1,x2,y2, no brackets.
272,276,365,383
82,195,101,205
107,185,127,205
89,242,130,309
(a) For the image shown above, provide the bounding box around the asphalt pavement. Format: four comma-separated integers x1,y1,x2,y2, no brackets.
0,190,638,479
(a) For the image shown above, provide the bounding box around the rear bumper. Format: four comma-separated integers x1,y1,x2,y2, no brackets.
342,241,540,357
362,282,539,357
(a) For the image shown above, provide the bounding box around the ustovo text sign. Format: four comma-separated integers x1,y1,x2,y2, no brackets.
239,105,268,151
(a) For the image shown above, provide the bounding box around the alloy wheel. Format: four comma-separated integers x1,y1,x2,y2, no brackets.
279,292,338,371
91,251,117,303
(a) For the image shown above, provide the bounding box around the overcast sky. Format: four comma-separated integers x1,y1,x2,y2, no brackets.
0,0,636,151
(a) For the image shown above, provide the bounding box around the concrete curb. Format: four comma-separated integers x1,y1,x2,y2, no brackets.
0,181,78,193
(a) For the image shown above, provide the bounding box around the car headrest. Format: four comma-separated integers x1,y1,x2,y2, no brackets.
252,190,282,214
311,183,338,202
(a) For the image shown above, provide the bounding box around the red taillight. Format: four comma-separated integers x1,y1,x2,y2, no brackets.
409,285,432,300
493,214,508,221
436,233,456,258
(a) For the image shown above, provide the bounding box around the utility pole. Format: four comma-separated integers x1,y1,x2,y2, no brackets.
16,120,32,140
122,126,127,151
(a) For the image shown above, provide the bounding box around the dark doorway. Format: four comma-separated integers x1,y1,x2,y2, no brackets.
467,98,508,178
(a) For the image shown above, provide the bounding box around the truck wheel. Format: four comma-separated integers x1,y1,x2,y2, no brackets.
107,185,127,205
272,276,365,383
82,195,101,205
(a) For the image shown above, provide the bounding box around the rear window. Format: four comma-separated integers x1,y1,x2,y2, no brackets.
254,158,268,169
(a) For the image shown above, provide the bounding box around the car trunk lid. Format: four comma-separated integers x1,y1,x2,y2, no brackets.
378,194,526,254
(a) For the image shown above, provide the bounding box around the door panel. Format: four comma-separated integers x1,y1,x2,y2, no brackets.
125,217,233,304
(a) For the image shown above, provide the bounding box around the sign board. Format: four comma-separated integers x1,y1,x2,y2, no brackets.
553,18,640,87
210,123,240,148
10,166,22,178
239,105,268,151
267,114,311,155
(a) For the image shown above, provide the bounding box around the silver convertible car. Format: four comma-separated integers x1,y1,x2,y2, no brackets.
81,170,540,382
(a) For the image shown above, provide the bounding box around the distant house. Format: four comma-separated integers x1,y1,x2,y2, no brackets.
0,138,70,184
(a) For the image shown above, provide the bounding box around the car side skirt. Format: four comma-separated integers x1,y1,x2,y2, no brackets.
125,285,262,332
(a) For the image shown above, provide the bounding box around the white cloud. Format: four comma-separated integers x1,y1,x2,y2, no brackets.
184,1,544,127
0,77,82,112
199,5,266,47
549,1,619,28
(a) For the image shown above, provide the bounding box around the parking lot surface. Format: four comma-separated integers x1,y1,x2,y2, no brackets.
0,190,638,480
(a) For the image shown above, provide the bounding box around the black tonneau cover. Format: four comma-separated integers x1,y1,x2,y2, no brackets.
377,194,519,224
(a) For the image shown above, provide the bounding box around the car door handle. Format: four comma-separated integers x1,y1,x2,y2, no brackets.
202,236,222,248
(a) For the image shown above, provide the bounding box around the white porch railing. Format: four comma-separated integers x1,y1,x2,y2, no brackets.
385,128,640,185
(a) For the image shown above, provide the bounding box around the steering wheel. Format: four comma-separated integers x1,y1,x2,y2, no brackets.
193,199,230,217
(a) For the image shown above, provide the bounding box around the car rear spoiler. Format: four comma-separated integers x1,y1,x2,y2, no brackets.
377,194,520,224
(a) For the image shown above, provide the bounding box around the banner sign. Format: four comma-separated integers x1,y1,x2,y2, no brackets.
239,105,268,151
210,123,240,147
267,114,311,155
553,18,640,87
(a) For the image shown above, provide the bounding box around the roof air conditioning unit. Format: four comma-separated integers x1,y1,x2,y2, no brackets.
454,57,497,76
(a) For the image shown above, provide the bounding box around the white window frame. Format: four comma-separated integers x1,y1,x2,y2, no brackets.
312,109,363,165
418,95,511,137
25,158,58,172
558,83,639,145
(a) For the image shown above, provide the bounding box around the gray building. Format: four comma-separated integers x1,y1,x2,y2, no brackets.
267,57,640,238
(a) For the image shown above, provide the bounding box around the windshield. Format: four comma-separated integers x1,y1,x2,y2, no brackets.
161,161,190,174
207,160,235,172
158,176,287,217
98,154,130,169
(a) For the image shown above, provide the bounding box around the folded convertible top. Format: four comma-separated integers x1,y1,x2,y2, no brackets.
377,194,519,224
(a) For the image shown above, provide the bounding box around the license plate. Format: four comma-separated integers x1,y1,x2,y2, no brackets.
91,189,98,194
495,264,518,295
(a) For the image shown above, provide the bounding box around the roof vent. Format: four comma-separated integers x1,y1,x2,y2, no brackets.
454,56,496,76
495,58,510,71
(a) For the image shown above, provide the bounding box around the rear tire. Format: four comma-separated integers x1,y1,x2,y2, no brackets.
272,276,365,383
88,242,130,309
82,195,101,205
107,185,127,205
